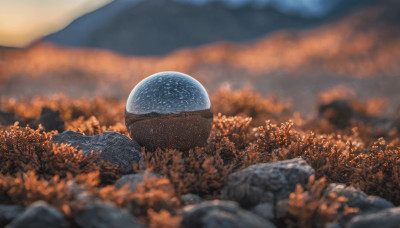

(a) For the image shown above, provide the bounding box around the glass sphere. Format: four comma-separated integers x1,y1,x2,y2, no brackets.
125,71,213,151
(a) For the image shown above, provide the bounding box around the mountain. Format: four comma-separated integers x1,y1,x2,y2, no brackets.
175,0,343,17
44,0,371,56
42,0,143,47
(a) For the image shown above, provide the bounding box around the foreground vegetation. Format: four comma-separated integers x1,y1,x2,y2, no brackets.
1,87,399,227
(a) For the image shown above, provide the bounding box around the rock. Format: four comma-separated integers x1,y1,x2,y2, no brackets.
346,207,400,228
325,184,394,214
319,100,353,129
251,203,274,221
182,200,275,228
34,107,64,132
324,184,394,226
52,131,143,172
276,199,289,219
0,110,19,126
360,196,394,213
251,200,288,221
114,172,159,191
222,158,314,208
0,205,25,227
6,201,68,228
181,194,203,206
74,202,145,228
125,71,213,151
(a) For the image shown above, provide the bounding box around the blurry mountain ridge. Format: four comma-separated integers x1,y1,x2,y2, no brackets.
44,0,371,55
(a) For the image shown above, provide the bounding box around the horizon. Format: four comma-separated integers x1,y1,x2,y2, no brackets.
0,0,111,47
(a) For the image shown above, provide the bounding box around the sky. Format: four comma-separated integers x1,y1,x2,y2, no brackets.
0,0,111,47
174,0,341,16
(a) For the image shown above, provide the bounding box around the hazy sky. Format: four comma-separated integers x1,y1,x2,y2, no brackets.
175,0,340,16
0,0,111,47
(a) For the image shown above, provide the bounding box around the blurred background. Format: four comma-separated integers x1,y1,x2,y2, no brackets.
0,0,399,115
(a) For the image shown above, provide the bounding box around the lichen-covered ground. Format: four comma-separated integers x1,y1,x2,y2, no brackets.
1,87,400,228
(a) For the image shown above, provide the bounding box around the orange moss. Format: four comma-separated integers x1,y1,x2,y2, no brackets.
287,176,357,227
0,171,99,215
211,88,292,126
95,177,180,223
0,124,124,183
1,88,400,227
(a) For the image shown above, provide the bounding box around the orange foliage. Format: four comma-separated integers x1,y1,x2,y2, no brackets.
287,176,357,228
1,88,400,227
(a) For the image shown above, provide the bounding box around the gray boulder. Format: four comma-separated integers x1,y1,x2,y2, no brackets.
325,184,394,214
346,207,400,228
222,158,314,208
114,172,158,191
52,131,143,172
74,202,144,228
251,199,288,221
0,205,25,227
6,201,68,228
251,203,274,221
182,200,275,228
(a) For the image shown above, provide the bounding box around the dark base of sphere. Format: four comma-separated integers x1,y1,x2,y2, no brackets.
125,110,213,151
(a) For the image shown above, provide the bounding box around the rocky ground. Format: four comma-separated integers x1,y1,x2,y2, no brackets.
1,88,400,228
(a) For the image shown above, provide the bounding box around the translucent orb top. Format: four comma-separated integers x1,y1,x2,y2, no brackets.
126,71,211,115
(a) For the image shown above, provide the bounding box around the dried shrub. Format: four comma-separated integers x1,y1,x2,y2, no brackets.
252,120,295,162
287,176,357,228
0,124,124,183
141,148,232,198
148,209,182,228
350,138,400,203
1,88,400,227
211,88,292,126
96,177,180,223
140,114,256,197
0,171,100,215
208,113,252,160
317,85,356,104
2,95,124,126
65,116,127,136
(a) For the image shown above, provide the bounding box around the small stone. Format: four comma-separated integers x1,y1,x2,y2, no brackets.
74,202,145,228
181,200,275,228
125,71,213,151
318,100,353,129
346,207,400,228
34,107,64,132
0,205,25,227
0,110,19,126
181,194,203,206
6,201,68,228
222,158,314,208
52,131,143,172
114,172,159,191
